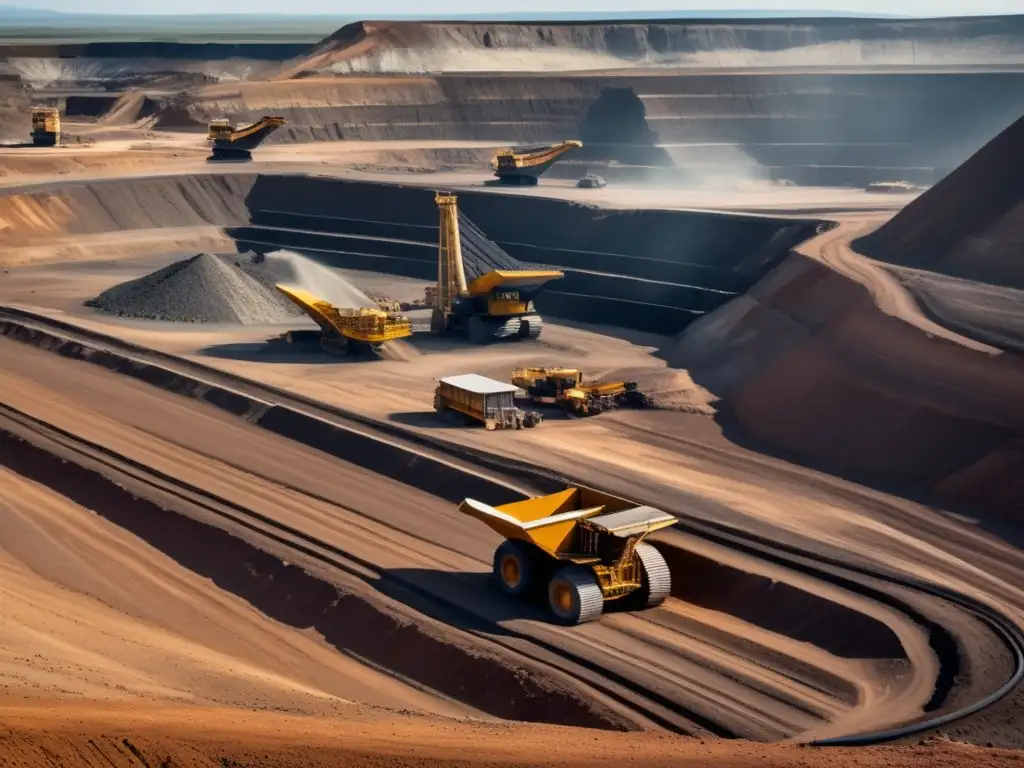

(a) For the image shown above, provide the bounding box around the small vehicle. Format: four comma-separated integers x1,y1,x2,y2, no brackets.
577,173,607,189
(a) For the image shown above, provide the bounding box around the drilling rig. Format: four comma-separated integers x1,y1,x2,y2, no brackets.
430,192,564,344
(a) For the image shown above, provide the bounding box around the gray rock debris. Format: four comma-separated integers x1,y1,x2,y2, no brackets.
86,252,300,325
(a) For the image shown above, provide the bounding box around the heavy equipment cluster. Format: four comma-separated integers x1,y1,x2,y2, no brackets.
512,367,652,417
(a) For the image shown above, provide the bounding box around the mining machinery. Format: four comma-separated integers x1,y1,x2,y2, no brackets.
511,367,652,417
576,173,607,189
430,192,563,344
274,284,412,355
490,140,583,186
30,106,61,147
207,116,287,161
434,373,542,431
459,485,675,625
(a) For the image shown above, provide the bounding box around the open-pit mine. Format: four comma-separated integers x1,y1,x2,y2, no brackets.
0,11,1023,768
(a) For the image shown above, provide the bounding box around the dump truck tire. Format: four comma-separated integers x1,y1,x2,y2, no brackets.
493,540,534,597
627,543,672,610
547,566,604,625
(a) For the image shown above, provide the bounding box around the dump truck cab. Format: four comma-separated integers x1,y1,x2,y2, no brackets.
207,118,233,140
459,485,676,624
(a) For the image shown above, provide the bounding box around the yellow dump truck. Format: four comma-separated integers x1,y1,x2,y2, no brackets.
207,115,287,161
434,374,541,430
459,485,676,624
30,106,61,146
490,140,583,186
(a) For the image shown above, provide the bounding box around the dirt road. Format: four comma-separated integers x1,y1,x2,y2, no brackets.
0,334,940,743
3,699,1019,768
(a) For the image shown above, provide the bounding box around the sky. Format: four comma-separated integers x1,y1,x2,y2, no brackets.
11,0,1023,15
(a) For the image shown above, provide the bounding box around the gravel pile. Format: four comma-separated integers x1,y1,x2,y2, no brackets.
236,249,376,310
86,252,300,325
230,251,306,318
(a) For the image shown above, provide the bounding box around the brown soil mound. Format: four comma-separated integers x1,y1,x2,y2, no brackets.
856,112,1024,290
668,245,1024,519
3,700,1018,768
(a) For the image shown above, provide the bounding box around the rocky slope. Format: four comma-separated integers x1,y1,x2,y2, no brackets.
291,17,1024,75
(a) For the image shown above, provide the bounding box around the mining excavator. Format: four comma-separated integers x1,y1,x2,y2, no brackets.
511,367,652,417
274,284,412,355
430,192,563,344
459,485,676,625
490,140,583,186
30,106,61,147
207,116,287,161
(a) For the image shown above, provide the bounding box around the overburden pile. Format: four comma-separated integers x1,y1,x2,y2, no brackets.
855,112,1024,290
86,252,302,324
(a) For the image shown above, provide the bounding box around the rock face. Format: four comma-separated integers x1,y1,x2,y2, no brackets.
85,252,300,325
296,17,1024,75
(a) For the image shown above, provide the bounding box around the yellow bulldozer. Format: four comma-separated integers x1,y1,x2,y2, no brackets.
511,367,653,417
274,284,412,355
430,192,564,344
459,485,676,624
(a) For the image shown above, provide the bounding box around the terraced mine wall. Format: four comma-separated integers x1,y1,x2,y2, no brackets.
0,171,822,335
181,71,1024,186
226,175,825,334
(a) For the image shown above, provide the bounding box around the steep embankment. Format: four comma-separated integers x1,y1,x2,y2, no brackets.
856,112,1024,289
0,41,309,91
669,220,1024,518
855,112,1024,352
289,17,1024,75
